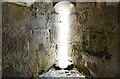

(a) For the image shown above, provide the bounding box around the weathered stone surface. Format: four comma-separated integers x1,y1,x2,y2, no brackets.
2,2,119,77
71,2,119,77
0,1,2,78
2,2,56,77
3,0,36,6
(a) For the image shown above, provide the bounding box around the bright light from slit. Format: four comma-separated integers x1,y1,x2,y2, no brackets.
57,12,70,68
54,1,74,69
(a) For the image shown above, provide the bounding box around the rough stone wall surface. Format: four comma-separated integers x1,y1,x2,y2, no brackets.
71,2,119,77
2,2,119,77
2,2,55,77
0,1,2,77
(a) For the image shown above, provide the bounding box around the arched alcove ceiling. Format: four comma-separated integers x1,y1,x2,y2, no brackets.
54,1,75,14
53,2,76,7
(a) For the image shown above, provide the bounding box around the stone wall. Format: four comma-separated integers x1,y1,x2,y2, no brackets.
2,2,119,77
0,1,2,78
2,2,56,77
71,2,119,77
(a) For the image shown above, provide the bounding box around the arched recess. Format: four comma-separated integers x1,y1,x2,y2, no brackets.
54,1,76,69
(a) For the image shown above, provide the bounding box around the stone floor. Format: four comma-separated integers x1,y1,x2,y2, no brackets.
39,68,85,78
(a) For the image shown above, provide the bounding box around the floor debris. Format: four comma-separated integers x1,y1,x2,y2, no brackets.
39,68,85,78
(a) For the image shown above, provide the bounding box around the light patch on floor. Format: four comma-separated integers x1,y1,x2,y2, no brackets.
39,68,85,77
